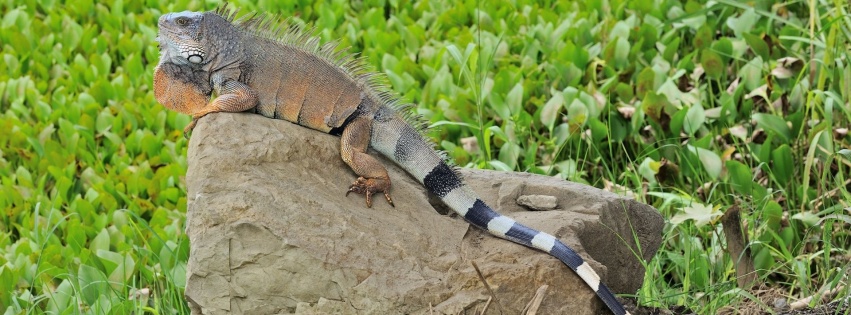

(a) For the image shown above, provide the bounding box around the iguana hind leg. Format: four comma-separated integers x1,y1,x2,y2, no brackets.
341,116,394,208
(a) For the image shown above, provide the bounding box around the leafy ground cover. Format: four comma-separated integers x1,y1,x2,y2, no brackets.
1,0,849,314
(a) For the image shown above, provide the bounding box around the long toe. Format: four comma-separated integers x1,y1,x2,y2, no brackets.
364,192,373,208
384,191,394,207
183,120,198,138
346,177,392,207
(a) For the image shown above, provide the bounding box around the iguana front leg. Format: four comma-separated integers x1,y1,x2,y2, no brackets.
185,74,259,135
341,116,394,208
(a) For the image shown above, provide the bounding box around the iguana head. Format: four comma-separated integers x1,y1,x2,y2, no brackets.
157,11,207,65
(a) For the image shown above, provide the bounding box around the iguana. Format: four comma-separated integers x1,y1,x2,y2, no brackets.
154,5,632,315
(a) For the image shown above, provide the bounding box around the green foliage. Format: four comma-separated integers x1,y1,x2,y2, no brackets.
1,0,849,313
0,0,189,313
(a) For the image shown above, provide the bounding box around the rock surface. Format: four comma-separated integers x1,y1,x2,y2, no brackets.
516,194,559,211
184,113,664,315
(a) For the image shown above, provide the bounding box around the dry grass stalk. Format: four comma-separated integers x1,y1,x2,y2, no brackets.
521,284,549,315
471,260,503,314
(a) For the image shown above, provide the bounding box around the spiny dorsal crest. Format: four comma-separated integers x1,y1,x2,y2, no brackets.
214,4,358,78
211,4,441,160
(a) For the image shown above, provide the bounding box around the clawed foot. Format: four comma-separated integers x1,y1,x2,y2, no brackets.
346,177,394,208
183,112,213,139
183,119,198,139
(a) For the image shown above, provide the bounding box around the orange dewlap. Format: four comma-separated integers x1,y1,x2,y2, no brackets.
153,64,210,115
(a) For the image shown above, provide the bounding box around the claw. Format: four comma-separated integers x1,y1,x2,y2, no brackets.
183,110,214,138
345,176,392,208
384,191,394,208
365,192,373,208
183,119,198,139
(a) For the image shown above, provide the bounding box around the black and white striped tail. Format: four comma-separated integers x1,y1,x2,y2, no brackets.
370,114,631,315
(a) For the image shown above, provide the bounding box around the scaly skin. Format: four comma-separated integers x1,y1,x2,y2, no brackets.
152,62,211,117
154,9,392,205
340,116,393,208
153,6,633,314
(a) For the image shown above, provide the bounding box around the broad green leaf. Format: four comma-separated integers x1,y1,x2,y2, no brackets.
77,264,109,305
637,23,658,50
589,118,607,143
540,91,564,130
141,132,160,157
743,32,770,60
613,37,630,69
694,26,713,50
108,300,140,315
658,79,699,106
674,13,705,30
725,160,752,195
663,37,681,62
170,261,187,289
553,123,570,146
506,81,523,116
15,166,33,187
554,159,585,183
778,227,795,250
564,40,590,68
683,104,705,135
635,67,655,99
740,56,764,90
45,279,74,314
711,38,734,61
602,39,618,65
642,92,670,126
65,219,87,252
791,212,820,227
609,20,630,40
690,255,710,288
670,106,688,136
687,145,722,179
498,142,521,171
108,253,136,285
638,157,660,183
2,7,31,30
726,8,758,38
753,247,774,274
752,113,792,143
566,99,588,127
838,149,851,161
615,82,633,101
90,228,110,253
763,200,783,231
97,249,123,275
161,187,180,203
488,160,512,172
609,114,628,142
701,49,724,79
0,266,13,296
771,145,793,185
112,210,128,228
647,191,694,210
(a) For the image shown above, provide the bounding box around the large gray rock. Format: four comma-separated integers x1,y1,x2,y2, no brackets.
184,113,663,315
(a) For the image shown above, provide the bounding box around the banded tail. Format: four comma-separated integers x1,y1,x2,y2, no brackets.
368,109,630,315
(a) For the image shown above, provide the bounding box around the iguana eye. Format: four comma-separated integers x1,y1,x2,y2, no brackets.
176,17,189,26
